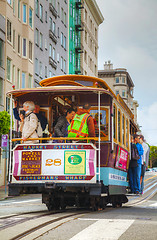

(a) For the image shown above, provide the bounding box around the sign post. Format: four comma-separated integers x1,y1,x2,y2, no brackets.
1,135,8,194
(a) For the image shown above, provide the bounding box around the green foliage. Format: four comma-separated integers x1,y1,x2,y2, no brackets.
0,111,10,140
149,146,157,167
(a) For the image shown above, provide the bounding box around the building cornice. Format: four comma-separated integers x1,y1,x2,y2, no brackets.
85,0,104,25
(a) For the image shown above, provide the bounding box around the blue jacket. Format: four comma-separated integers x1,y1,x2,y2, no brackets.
136,143,144,164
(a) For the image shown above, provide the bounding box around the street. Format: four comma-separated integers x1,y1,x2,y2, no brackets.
0,172,157,240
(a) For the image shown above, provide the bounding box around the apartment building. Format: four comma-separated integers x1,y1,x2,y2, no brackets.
0,14,5,112
98,61,139,123
0,0,34,111
69,0,104,76
34,0,68,86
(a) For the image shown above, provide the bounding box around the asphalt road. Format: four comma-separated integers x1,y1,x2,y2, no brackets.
0,172,156,240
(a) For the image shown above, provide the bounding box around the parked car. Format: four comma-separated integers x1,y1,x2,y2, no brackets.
152,167,157,172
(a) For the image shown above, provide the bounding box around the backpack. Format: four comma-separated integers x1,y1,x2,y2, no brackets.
36,120,43,137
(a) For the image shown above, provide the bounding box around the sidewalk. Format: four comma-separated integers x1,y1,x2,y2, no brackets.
0,185,8,201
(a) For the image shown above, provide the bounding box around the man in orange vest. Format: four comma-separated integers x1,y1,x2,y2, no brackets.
68,103,95,141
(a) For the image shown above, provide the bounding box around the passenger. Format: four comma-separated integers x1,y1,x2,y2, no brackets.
134,134,144,194
68,103,95,142
139,135,150,195
20,101,39,143
54,107,75,140
13,101,48,136
128,135,139,194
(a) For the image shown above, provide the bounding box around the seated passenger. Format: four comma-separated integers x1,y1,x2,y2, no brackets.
68,103,95,142
54,108,75,138
20,101,39,143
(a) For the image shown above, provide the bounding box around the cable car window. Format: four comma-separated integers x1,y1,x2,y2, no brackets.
90,108,109,140
118,110,121,143
113,105,117,140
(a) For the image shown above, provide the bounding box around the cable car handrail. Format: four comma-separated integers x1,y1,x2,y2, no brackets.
11,137,99,143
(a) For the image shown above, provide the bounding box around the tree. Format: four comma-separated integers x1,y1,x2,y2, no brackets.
0,111,10,142
149,146,157,167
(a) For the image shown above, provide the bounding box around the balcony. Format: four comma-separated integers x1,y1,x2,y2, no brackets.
75,43,84,53
75,0,84,9
49,3,57,18
49,56,57,69
75,21,84,31
49,30,57,44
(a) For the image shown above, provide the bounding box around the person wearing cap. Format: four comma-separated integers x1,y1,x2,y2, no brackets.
139,135,150,194
68,103,95,142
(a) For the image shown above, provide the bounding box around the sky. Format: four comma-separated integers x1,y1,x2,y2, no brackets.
96,0,157,146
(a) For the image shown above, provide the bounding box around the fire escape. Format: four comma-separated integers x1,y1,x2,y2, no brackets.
75,0,84,74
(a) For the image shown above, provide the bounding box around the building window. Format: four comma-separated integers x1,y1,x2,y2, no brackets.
63,36,66,49
116,90,119,96
116,77,119,83
35,28,39,45
0,39,4,67
0,78,3,106
29,41,32,60
35,58,38,75
12,65,15,84
52,48,55,60
70,27,72,40
61,8,64,22
57,53,59,62
22,72,26,88
70,3,72,16
39,4,43,21
18,0,21,19
63,59,66,73
122,77,125,83
39,62,42,77
17,69,20,88
84,50,87,63
49,44,52,57
85,30,87,43
29,8,33,28
45,66,47,78
49,70,52,77
70,51,72,63
113,105,117,140
35,0,39,16
7,19,12,42
22,38,27,57
7,58,11,81
122,90,125,97
7,0,12,5
64,12,66,26
39,32,43,49
13,0,15,14
58,27,60,38
45,11,47,23
13,30,15,49
61,56,63,70
61,32,63,46
118,110,121,143
23,4,27,23
18,35,21,54
28,74,32,88
53,21,56,34
45,39,47,50
58,2,60,17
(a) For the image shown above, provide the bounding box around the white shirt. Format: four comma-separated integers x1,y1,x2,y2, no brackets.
141,142,149,164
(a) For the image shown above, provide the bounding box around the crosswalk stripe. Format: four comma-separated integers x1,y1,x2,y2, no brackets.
70,219,134,240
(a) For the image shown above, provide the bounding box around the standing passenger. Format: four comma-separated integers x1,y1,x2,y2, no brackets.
68,103,95,142
54,108,75,139
134,134,144,194
128,135,139,193
139,135,150,194
20,101,39,143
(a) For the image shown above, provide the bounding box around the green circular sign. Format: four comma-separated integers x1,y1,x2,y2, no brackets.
68,155,82,165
